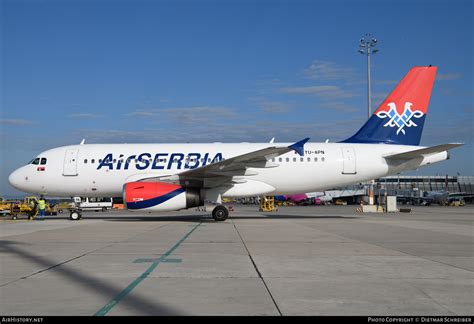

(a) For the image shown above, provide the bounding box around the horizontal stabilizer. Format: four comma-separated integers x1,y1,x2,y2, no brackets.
384,143,464,160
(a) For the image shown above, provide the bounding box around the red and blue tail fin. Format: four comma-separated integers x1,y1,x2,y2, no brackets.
341,66,437,145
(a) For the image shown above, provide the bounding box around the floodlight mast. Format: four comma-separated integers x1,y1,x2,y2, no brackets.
359,33,379,119
359,34,379,206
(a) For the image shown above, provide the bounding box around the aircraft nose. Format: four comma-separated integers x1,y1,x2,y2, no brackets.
8,168,24,190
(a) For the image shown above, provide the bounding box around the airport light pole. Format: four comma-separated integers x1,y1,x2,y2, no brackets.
358,34,378,119
359,34,378,206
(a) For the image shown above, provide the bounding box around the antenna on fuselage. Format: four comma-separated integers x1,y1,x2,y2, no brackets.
269,137,275,143
80,139,85,145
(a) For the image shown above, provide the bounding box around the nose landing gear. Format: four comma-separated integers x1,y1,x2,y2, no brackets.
69,210,82,221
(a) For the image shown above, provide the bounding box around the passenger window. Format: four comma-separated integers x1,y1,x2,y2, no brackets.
314,157,318,162
84,159,88,164
279,158,282,162
286,158,289,162
307,157,311,162
32,158,40,165
113,159,117,163
300,157,303,162
293,157,296,162
321,157,325,162
40,158,47,165
91,159,95,164
99,159,102,163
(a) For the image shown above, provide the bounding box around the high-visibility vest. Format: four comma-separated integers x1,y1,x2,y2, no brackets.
38,199,46,210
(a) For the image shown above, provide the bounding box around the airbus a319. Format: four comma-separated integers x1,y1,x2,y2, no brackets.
9,66,463,221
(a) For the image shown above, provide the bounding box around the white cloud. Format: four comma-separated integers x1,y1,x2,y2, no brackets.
375,79,398,85
0,119,34,126
321,102,359,112
160,106,236,118
125,106,239,128
126,110,160,117
159,106,238,126
279,85,358,98
72,116,366,144
68,113,102,119
259,102,291,114
436,73,462,81
304,60,356,81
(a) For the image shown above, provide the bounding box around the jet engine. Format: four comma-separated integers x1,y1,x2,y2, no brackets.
123,182,203,211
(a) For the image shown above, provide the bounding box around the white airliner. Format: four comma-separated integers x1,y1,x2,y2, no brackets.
8,66,463,221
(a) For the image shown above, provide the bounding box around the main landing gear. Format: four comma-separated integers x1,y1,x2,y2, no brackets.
212,205,229,221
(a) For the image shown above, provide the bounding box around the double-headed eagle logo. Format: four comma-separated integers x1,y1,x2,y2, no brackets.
376,102,424,135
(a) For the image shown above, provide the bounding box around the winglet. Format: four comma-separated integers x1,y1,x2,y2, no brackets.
289,137,310,156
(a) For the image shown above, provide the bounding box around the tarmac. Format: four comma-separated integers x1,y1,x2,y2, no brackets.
0,205,472,316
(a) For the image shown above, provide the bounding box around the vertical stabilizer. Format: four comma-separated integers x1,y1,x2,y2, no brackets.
341,66,437,145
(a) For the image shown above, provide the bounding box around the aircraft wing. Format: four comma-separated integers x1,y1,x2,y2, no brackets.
383,143,464,160
141,137,310,187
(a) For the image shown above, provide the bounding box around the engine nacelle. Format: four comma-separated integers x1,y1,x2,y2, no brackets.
123,182,203,211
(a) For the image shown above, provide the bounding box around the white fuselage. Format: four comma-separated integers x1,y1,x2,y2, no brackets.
8,142,448,198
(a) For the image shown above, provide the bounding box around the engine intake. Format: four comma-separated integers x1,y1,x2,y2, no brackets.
123,182,203,211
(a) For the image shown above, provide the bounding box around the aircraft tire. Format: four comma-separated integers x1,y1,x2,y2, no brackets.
70,211,81,221
212,205,229,221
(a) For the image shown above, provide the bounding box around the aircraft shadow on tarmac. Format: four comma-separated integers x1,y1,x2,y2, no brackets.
0,239,186,315
79,214,359,222
8,213,359,223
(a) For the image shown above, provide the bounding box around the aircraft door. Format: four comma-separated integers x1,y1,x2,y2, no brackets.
341,147,357,174
63,149,79,176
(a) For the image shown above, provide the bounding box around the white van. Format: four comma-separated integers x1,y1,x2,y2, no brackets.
73,197,113,211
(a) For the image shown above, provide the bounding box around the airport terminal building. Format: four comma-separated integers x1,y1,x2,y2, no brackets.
325,175,474,205
369,175,474,204
375,175,474,194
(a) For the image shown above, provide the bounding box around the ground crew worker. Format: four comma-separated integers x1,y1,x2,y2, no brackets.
37,196,46,220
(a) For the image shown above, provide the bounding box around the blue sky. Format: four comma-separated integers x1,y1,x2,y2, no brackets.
1,0,472,196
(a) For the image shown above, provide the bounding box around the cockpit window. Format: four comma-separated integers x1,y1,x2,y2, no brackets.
31,158,40,165
40,158,47,165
